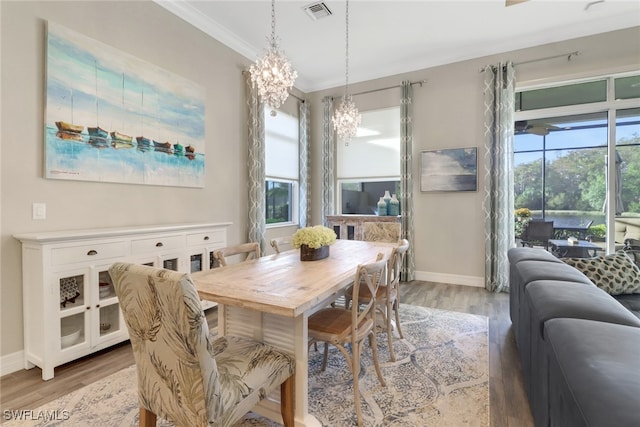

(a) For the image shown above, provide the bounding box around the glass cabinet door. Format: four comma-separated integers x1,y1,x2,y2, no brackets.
56,269,90,352
190,253,203,273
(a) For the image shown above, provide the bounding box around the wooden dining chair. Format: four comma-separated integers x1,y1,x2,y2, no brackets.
270,236,293,254
213,242,260,267
344,239,410,362
308,256,388,426
108,263,295,427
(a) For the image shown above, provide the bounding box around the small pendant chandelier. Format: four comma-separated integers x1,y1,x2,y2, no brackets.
332,0,361,144
249,0,297,116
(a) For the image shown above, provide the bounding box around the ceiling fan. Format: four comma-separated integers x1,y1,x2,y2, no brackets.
515,120,560,136
506,0,530,6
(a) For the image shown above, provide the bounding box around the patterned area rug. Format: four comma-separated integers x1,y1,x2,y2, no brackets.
7,305,488,427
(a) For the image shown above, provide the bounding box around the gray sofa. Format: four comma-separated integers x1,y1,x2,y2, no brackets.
508,247,640,427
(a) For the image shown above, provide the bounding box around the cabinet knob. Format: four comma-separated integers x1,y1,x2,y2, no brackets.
86,306,91,310
204,236,210,240
155,242,164,247
96,304,100,308
87,250,98,256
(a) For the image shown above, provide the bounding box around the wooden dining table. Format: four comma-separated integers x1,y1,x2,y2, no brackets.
192,239,396,427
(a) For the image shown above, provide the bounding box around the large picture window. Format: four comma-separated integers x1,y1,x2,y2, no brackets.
265,108,298,225
337,107,400,214
514,74,640,249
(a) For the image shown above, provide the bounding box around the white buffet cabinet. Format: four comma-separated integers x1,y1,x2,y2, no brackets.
14,222,231,380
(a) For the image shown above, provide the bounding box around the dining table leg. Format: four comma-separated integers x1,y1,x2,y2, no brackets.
219,305,322,427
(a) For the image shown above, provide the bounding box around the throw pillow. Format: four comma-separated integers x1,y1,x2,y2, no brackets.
562,251,640,295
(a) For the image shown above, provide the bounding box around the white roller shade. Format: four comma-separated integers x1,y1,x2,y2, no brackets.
337,107,400,178
265,108,299,180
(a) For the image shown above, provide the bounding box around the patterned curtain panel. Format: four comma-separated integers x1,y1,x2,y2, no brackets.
321,96,335,226
246,72,266,252
482,62,516,293
400,81,415,281
299,100,311,228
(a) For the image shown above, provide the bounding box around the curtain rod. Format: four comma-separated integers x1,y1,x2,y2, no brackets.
243,68,424,100
349,79,427,98
289,92,304,102
479,51,580,72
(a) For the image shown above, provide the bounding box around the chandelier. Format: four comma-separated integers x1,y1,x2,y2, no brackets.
332,0,361,144
249,0,297,115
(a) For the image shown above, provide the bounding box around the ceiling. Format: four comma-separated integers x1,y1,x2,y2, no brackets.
155,0,640,93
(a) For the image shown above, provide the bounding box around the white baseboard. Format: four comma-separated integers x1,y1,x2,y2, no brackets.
414,270,485,288
1,351,24,376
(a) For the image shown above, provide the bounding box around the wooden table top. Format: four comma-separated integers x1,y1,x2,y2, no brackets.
193,239,396,318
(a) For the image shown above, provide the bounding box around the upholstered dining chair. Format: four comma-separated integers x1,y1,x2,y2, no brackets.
108,263,295,427
308,256,388,427
270,236,293,254
213,242,260,267
344,239,410,362
362,221,401,243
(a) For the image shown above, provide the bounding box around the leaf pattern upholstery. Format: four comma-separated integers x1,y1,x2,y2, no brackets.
108,263,295,427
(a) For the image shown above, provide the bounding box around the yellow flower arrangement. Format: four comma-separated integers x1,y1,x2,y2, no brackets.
292,225,337,249
515,207,531,218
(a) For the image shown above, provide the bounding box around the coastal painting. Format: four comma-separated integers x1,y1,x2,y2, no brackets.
45,22,205,187
421,147,478,192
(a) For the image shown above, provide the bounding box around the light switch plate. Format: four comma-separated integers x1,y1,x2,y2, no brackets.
33,203,46,220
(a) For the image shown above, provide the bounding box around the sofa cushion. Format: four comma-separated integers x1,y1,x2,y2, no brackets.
613,294,640,319
524,282,640,427
508,247,563,265
515,260,594,286
545,318,640,427
562,251,640,295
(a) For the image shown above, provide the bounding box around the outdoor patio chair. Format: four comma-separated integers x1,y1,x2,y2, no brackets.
521,220,554,251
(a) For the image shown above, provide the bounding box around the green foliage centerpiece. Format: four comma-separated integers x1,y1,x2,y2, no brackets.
292,225,337,261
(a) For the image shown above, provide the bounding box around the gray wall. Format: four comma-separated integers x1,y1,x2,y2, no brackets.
1,0,638,360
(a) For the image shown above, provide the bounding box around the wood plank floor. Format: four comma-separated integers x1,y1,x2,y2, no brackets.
0,281,534,427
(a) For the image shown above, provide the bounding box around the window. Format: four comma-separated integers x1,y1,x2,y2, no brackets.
514,74,640,248
337,107,401,214
265,108,298,225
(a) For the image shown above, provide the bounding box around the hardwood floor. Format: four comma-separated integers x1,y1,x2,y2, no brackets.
0,281,533,426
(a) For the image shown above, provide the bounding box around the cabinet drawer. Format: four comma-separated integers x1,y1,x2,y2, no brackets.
52,241,128,265
131,235,184,253
187,230,225,247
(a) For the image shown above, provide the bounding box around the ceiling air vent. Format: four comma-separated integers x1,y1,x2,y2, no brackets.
303,2,333,21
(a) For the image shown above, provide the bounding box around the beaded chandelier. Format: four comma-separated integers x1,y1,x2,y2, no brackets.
332,0,361,144
249,0,297,115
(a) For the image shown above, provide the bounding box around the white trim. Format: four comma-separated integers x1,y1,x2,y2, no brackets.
1,351,25,376
515,66,640,92
153,0,257,61
413,271,485,288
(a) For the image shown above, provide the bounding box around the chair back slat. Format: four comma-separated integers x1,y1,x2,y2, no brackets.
270,236,293,254
388,239,410,296
213,242,260,267
351,257,387,340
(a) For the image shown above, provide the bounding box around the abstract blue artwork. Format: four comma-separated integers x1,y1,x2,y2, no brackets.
45,22,205,187
420,147,478,192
